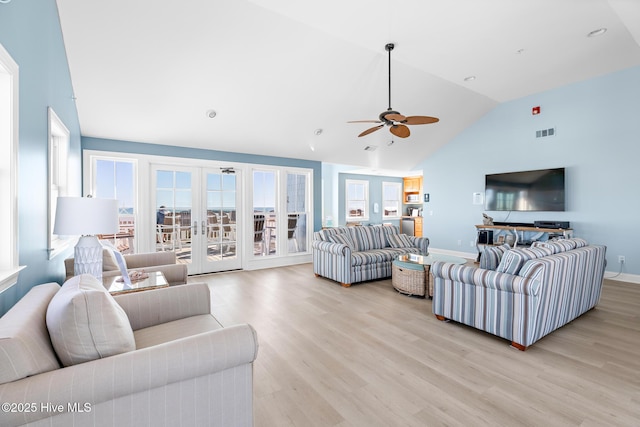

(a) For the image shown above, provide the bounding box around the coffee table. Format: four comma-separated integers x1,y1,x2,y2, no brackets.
393,253,467,297
105,271,169,295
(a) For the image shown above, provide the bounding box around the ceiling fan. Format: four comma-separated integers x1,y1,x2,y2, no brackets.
349,43,439,139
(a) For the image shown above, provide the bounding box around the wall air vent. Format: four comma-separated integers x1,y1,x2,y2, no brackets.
536,127,556,138
364,145,378,151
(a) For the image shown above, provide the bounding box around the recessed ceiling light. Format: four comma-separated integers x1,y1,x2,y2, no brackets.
516,48,525,54
587,28,607,37
463,76,476,82
206,110,217,118
314,128,323,136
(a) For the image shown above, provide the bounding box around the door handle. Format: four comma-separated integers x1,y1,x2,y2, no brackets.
202,221,206,235
193,221,198,235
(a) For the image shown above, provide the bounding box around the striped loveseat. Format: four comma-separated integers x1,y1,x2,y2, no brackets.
313,225,429,287
431,238,606,350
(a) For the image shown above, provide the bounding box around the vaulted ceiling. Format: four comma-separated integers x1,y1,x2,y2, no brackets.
57,0,640,174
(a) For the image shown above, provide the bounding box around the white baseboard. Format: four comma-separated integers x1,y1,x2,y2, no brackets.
603,271,640,284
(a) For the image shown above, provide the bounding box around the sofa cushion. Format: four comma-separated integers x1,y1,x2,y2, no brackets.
387,233,414,248
349,226,383,251
46,274,136,367
480,243,511,270
497,246,554,275
329,232,356,250
380,225,401,247
569,237,588,248
0,283,61,385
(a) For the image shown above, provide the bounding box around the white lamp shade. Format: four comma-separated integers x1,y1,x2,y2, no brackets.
53,197,119,236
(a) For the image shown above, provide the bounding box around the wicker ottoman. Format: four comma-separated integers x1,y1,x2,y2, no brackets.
392,259,427,297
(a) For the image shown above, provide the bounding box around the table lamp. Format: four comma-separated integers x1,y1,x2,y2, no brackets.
53,196,119,280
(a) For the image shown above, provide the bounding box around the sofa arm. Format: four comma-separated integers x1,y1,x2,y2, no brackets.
410,236,430,254
431,262,540,296
0,324,258,426
312,240,351,255
312,240,352,285
113,283,211,330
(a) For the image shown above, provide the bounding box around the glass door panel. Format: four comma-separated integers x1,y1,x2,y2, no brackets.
155,169,193,267
204,171,239,271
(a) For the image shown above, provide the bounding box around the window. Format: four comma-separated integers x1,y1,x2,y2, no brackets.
346,179,369,221
382,182,401,219
286,172,309,253
0,43,20,292
47,108,71,259
253,170,277,256
92,157,137,253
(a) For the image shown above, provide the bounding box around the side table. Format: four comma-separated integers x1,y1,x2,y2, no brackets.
393,253,467,297
104,271,169,295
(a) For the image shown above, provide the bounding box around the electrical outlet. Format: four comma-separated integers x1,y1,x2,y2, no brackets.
457,240,462,246
618,255,625,264
470,240,475,247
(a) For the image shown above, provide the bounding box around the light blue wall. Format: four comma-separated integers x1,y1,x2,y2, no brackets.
82,137,323,231
0,0,82,314
416,65,640,275
336,173,404,226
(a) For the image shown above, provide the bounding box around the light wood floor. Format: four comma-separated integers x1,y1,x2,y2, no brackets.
189,263,640,427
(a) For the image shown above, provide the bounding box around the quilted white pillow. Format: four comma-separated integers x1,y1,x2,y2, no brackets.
46,274,135,367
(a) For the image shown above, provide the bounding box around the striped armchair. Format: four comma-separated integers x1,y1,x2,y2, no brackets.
432,238,606,350
313,225,429,287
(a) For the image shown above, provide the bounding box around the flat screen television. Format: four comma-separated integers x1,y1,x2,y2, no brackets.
485,168,565,211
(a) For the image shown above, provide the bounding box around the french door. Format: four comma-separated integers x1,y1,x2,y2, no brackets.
152,164,241,274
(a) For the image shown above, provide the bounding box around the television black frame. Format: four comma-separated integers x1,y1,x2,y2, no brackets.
484,167,565,212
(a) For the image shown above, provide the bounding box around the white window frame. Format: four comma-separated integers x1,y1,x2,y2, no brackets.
0,42,22,293
47,107,72,260
382,181,402,219
345,179,369,221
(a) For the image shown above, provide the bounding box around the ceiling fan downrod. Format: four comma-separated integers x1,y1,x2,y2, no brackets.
386,43,394,111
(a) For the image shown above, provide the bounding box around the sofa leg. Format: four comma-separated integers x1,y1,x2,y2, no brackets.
314,273,320,277
341,282,351,288
511,342,527,351
435,315,447,321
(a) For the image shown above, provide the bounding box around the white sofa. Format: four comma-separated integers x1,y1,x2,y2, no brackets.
0,276,257,426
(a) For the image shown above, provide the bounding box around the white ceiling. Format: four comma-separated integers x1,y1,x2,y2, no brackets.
56,0,640,175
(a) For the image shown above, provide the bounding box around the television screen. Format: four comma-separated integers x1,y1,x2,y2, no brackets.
485,168,565,211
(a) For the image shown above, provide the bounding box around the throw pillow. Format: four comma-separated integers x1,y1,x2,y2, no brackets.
480,243,511,270
329,232,356,250
569,237,588,248
387,233,414,248
496,246,554,275
46,274,135,367
101,240,126,271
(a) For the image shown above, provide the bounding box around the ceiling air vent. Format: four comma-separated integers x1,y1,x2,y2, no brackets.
364,145,378,151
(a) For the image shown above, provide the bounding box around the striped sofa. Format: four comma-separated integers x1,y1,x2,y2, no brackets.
313,225,430,287
0,277,258,427
431,238,606,350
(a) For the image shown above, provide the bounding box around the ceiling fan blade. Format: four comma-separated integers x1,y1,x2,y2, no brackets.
358,124,384,137
390,124,410,138
347,120,382,123
385,113,406,122
404,116,440,125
